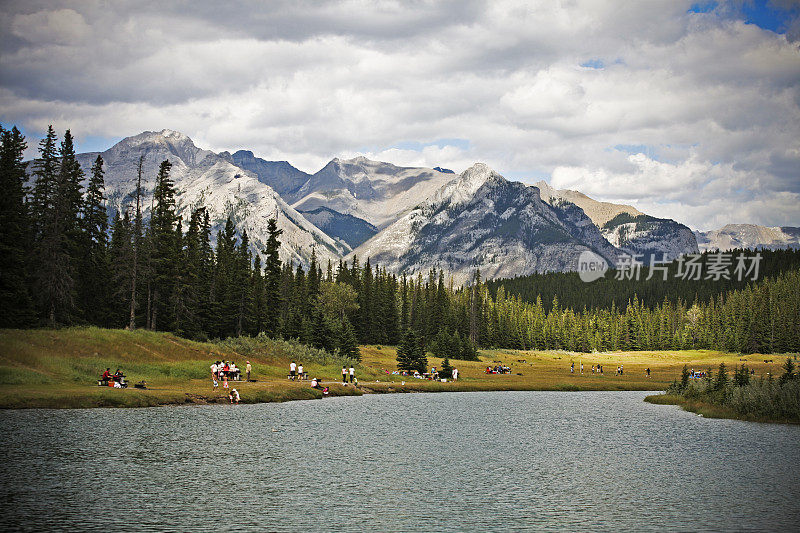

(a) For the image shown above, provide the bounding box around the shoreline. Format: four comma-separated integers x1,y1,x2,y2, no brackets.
0,380,666,410
643,393,800,425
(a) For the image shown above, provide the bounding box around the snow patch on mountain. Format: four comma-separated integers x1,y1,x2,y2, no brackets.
292,156,455,229
353,164,621,283
74,130,347,267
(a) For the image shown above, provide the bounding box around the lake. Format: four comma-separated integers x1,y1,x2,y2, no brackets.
1,391,798,531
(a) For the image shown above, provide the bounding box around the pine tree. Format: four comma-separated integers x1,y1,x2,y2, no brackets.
779,357,796,385
148,160,178,330
213,218,239,337
0,125,35,326
714,362,728,391
440,357,453,379
78,155,111,325
128,155,145,330
33,128,82,326
680,364,690,390
397,328,426,373
338,317,361,361
262,217,283,337
30,126,58,240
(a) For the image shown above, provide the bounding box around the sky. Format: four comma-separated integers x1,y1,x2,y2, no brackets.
1,0,798,231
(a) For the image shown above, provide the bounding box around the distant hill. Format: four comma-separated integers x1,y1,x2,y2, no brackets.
695,224,800,251
536,180,698,262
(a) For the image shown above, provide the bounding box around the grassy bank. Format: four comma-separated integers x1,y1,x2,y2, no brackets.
0,327,794,409
644,362,800,424
644,393,800,424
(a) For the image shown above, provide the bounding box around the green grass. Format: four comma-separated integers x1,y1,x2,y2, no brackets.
1,327,795,412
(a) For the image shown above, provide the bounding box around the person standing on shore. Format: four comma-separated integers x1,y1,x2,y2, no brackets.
211,361,218,381
290,361,297,380
452,367,458,381
570,362,574,374
349,365,355,383
342,366,348,384
298,363,304,381
246,361,251,381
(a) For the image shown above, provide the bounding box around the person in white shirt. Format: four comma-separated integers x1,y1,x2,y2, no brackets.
452,368,458,381
289,361,297,380
298,363,304,380
229,388,239,404
349,366,355,383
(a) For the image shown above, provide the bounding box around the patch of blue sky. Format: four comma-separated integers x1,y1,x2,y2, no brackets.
610,144,669,162
687,2,718,14
1,120,121,156
741,0,797,33
688,0,798,34
580,59,605,69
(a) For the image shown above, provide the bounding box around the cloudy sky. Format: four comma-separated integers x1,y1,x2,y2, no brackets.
1,0,798,230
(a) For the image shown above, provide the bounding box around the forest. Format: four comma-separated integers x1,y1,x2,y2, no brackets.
2,125,799,363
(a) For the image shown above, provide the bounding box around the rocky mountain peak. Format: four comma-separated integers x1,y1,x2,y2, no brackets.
432,162,504,208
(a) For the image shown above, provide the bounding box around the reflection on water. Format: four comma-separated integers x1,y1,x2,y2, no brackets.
1,391,798,532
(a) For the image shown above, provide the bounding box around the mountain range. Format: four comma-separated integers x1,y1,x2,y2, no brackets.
57,129,797,281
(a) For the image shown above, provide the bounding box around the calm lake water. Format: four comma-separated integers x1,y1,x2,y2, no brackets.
1,391,798,532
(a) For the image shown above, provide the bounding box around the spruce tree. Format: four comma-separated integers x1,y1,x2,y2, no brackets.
262,217,283,337
78,155,111,325
148,160,177,330
33,128,82,326
338,317,361,361
0,125,35,326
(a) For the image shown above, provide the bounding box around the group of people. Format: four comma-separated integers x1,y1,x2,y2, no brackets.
289,361,305,380
211,359,252,390
570,362,608,375
99,368,127,388
486,365,511,374
342,366,356,384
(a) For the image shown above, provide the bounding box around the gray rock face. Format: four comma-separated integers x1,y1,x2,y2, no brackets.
695,224,800,251
298,206,378,249
601,213,699,262
74,130,348,267
353,164,620,283
230,150,311,201
292,156,455,229
537,180,698,262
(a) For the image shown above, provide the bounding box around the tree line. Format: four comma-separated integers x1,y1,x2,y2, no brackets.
2,124,799,360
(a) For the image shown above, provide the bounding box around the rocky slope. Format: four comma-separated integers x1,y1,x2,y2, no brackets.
291,156,455,229
229,150,311,201
536,180,698,262
695,224,800,251
297,206,378,249
353,164,620,283
75,130,348,267
601,213,699,262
